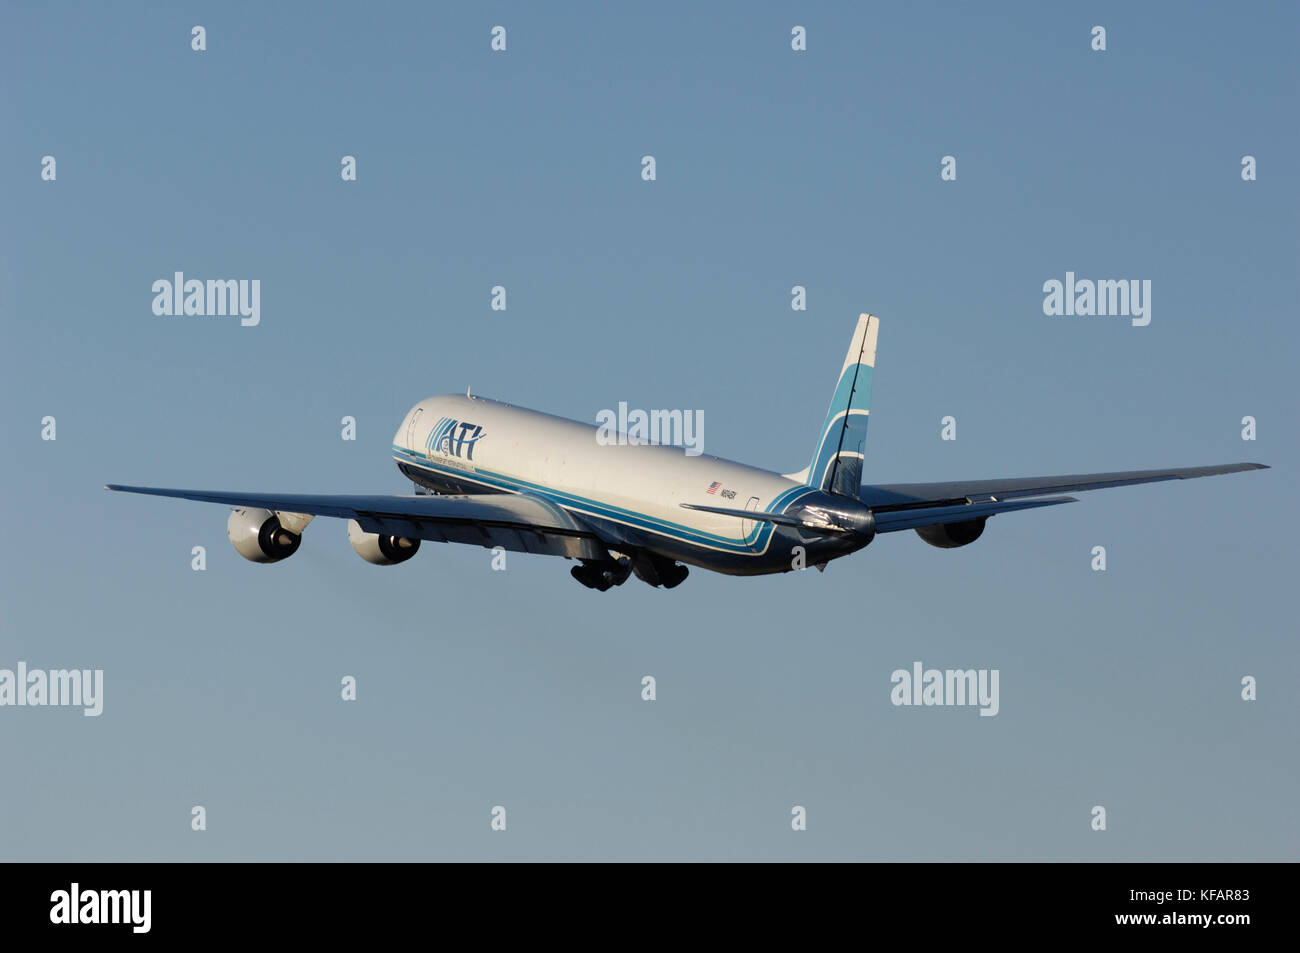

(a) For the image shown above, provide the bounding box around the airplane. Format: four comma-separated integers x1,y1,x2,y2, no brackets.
108,314,1266,591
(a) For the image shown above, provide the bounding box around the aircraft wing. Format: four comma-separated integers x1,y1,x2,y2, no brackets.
105,484,609,559
868,496,1078,532
861,462,1268,527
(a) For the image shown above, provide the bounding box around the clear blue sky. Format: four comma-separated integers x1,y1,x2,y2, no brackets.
1,1,1295,860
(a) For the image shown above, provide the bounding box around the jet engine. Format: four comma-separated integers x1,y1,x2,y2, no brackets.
347,519,421,565
228,507,305,563
915,517,987,549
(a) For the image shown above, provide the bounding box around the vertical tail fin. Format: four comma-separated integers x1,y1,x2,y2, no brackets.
803,314,878,496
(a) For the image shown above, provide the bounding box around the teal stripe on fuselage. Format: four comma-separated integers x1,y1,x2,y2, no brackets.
391,445,811,556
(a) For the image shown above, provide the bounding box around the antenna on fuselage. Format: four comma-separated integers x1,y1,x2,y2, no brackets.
467,386,472,398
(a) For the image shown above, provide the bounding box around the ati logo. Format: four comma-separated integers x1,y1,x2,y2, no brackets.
426,417,486,461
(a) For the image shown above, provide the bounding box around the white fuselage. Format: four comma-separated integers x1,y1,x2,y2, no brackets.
390,395,867,575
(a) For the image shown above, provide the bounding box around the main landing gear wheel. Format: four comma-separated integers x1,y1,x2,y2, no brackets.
570,559,632,591
659,563,689,588
628,553,690,589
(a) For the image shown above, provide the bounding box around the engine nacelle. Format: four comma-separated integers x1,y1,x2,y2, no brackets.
228,507,303,563
347,519,421,565
915,517,987,549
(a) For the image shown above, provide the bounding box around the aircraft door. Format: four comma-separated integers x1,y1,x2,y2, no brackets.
406,407,423,451
741,496,760,542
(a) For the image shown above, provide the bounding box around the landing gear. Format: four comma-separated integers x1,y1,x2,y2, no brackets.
570,558,632,591
629,553,689,589
659,562,689,588
571,553,689,590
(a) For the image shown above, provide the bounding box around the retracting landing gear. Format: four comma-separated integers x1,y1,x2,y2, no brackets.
657,562,689,588
629,553,689,589
570,553,689,591
569,557,632,592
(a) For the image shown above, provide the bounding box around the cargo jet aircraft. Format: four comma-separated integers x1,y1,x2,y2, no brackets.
108,315,1266,590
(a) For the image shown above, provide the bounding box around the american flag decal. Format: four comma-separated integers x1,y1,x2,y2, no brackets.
706,481,722,494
